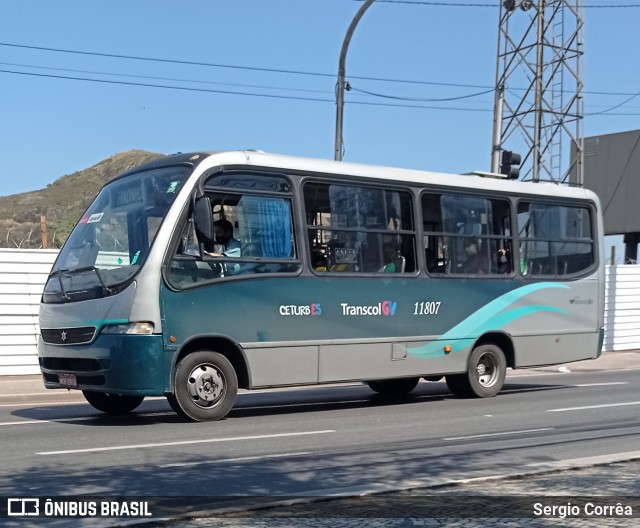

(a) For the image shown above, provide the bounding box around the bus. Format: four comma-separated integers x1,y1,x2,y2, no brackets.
38,151,605,421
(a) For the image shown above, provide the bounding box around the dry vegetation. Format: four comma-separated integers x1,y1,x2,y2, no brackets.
0,150,164,249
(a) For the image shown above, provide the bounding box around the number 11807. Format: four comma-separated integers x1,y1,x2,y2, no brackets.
413,301,441,315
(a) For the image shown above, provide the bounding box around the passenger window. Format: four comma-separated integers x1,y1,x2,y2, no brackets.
421,193,512,275
304,182,416,274
518,202,594,276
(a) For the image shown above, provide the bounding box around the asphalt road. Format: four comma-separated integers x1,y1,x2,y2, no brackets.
1,368,639,508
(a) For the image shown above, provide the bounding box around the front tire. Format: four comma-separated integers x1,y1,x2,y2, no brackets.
446,343,506,398
170,351,238,422
82,391,144,414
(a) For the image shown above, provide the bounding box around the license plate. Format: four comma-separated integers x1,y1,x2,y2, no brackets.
58,373,77,388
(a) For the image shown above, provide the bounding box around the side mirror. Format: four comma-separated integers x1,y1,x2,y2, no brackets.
193,195,214,245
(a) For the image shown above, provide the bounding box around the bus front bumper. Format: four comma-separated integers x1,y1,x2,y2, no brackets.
37,334,166,396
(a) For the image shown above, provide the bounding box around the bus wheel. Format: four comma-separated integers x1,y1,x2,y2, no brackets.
171,351,238,422
366,377,419,395
82,391,144,414
446,344,506,398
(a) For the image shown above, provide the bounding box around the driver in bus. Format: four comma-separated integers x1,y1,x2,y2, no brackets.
207,219,241,258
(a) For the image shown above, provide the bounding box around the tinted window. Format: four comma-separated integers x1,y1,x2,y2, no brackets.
518,202,594,276
304,182,416,274
422,193,512,275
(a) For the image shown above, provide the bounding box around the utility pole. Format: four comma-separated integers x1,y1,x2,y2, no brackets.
491,84,505,173
335,0,376,161
491,0,584,184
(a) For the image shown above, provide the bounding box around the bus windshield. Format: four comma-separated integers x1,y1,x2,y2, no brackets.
43,166,189,303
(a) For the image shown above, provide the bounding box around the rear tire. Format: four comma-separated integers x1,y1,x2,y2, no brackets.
366,377,419,395
171,351,238,422
82,391,144,414
446,343,506,398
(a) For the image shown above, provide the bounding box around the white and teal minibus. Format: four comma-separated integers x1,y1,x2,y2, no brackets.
38,151,605,421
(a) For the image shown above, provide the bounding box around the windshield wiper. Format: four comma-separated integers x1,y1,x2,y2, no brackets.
49,266,113,298
50,268,71,302
76,266,113,296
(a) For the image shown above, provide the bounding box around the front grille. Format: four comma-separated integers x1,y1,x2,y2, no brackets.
41,326,96,345
39,357,104,372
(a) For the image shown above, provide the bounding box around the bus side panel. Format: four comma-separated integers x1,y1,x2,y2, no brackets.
507,276,602,367
512,332,601,368
318,342,468,383
161,276,602,387
243,346,319,387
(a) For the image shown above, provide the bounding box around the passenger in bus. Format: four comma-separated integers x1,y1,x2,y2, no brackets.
379,243,402,273
461,237,489,274
425,247,438,272
497,247,511,273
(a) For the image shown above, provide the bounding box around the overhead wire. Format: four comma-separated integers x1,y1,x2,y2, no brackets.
351,85,495,101
0,61,331,96
2,60,638,115
0,41,494,91
2,5,640,118
0,67,497,112
359,0,640,7
0,41,499,110
2,40,638,105
0,68,335,104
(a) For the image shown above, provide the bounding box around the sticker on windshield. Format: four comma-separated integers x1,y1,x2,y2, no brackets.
87,213,104,224
167,181,180,194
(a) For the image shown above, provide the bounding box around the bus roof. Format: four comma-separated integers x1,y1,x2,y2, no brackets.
129,150,601,205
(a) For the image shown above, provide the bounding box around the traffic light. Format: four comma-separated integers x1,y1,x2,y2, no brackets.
500,150,521,179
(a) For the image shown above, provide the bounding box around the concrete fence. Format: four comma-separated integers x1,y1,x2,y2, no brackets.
0,248,639,376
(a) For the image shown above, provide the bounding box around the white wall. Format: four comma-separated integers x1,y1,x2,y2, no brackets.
604,265,640,351
0,249,58,375
0,249,639,376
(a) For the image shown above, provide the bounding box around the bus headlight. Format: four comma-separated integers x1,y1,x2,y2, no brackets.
101,322,155,335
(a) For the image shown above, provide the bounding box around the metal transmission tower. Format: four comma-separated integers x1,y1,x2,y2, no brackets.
491,0,584,184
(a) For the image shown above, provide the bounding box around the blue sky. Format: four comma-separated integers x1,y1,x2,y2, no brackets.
2,0,640,222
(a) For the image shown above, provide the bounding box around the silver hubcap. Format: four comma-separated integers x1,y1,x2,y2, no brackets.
187,364,225,407
476,353,498,387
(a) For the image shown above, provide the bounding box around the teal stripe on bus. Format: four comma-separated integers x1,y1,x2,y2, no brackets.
407,283,569,358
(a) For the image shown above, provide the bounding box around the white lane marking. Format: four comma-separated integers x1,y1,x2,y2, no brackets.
0,396,165,408
444,428,554,441
37,430,336,456
160,451,311,468
0,401,84,408
0,420,51,426
548,401,640,412
573,382,628,387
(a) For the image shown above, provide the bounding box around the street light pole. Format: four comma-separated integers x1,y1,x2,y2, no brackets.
334,0,376,161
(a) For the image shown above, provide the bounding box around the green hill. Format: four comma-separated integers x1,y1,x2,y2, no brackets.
0,150,164,249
